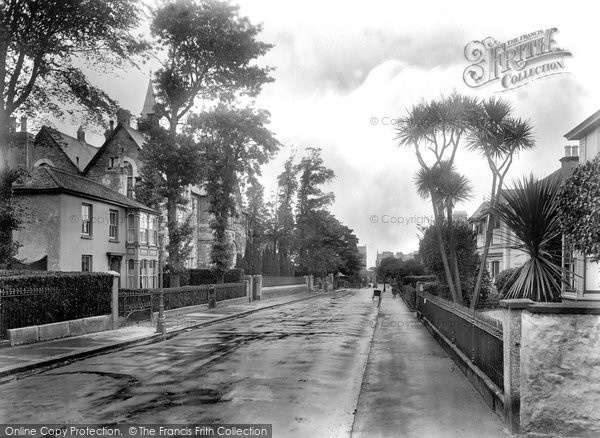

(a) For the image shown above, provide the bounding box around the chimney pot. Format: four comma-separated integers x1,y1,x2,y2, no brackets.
564,145,571,157
572,145,579,157
77,125,85,142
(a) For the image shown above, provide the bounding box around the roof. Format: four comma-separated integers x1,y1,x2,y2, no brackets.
14,167,158,213
468,190,517,222
564,108,600,141
82,122,146,174
39,126,100,171
141,79,156,119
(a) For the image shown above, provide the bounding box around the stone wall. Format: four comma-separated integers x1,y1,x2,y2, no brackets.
520,308,600,436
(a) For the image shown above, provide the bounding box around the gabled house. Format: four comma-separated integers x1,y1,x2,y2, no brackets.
562,109,600,301
468,190,527,280
10,79,248,278
13,167,160,288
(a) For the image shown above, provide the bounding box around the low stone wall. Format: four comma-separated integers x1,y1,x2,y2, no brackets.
519,305,600,436
7,315,113,346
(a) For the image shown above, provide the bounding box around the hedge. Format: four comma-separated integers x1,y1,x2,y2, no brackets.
402,275,436,287
162,269,245,287
0,271,113,337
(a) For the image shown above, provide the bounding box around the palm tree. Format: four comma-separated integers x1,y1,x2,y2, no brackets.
467,98,535,308
398,94,479,305
496,175,563,301
415,161,472,303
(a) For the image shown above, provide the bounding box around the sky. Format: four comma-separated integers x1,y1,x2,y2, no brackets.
57,0,600,268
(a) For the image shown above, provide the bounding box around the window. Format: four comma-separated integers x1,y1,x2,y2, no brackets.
109,210,118,240
139,213,148,244
81,204,92,236
491,261,500,278
564,243,578,293
127,259,135,289
149,216,158,246
82,255,92,272
151,260,157,288
127,213,135,243
124,161,134,198
140,260,149,289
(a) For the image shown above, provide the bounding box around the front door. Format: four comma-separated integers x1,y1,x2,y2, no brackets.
110,257,122,287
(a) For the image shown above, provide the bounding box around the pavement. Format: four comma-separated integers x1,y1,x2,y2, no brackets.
351,292,510,438
0,289,331,380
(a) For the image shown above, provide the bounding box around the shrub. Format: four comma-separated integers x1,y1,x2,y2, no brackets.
187,268,244,285
495,268,519,297
162,270,190,288
401,284,417,309
0,271,113,335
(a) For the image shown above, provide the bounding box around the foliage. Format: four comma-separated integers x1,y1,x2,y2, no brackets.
242,179,267,274
0,0,145,140
494,268,519,296
191,105,280,282
188,268,244,285
419,221,490,305
273,154,298,275
401,275,437,287
377,257,425,281
496,175,563,301
0,272,113,333
0,167,26,268
467,97,535,308
397,93,479,304
558,155,600,262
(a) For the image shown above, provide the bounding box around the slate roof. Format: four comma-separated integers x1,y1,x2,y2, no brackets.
564,108,600,141
41,126,100,171
14,167,158,213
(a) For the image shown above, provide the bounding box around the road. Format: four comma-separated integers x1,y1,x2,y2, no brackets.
0,290,378,437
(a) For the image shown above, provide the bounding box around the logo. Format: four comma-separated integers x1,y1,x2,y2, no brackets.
463,28,571,91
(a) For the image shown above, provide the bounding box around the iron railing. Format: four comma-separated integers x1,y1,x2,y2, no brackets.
0,285,111,338
416,290,504,390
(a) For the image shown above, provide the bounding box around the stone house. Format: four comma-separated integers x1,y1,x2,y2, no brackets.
9,79,247,281
562,108,600,301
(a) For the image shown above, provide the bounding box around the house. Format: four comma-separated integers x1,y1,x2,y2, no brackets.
469,191,528,280
9,79,248,280
13,166,160,289
562,109,600,301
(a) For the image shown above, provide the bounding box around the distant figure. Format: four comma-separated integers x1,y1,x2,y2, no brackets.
373,289,382,305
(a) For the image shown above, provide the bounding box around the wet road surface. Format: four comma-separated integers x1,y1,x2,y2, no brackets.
0,290,378,437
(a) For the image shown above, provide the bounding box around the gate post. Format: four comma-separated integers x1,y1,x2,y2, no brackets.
108,271,120,330
500,298,532,435
243,275,253,302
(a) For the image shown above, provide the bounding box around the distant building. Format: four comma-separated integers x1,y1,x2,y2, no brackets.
376,249,418,266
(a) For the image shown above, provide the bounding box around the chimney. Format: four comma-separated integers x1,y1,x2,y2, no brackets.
116,108,131,127
77,125,85,142
20,116,27,132
104,120,115,140
560,144,579,180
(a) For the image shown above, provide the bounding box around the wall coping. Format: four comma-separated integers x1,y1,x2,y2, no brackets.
499,299,533,309
526,302,600,315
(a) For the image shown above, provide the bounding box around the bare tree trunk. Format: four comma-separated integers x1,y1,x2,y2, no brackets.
432,197,458,302
167,200,180,288
447,205,463,304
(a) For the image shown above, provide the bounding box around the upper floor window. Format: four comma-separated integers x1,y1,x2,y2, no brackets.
81,204,92,236
149,216,158,246
139,213,148,244
124,161,134,198
127,213,135,243
109,210,118,240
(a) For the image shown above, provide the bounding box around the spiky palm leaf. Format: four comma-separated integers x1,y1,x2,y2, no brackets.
496,175,563,301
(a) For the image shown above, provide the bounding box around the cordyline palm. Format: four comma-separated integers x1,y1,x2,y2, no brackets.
496,175,563,301
415,161,472,303
467,98,535,308
398,94,479,304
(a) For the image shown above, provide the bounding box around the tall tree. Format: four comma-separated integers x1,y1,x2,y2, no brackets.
467,98,535,308
0,0,145,144
294,148,335,276
191,105,280,282
144,0,273,286
275,153,298,275
397,94,479,304
242,178,267,274
0,167,24,268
